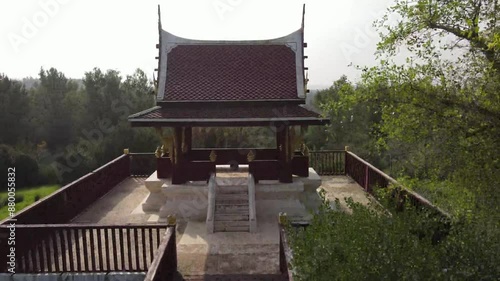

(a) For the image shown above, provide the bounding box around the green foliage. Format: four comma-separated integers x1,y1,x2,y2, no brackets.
0,67,158,185
289,195,500,280
0,75,31,145
316,0,500,213
0,185,59,220
0,144,40,188
306,76,389,168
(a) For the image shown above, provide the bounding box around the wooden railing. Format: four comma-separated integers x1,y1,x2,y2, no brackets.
279,219,293,281
0,224,169,273
144,225,177,281
344,151,451,229
1,154,130,225
188,148,278,164
310,150,449,221
309,150,345,175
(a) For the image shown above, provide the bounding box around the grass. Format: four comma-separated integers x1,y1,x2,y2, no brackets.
0,185,59,220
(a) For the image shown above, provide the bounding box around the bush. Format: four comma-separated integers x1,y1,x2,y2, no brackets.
288,194,500,280
38,164,60,185
0,144,40,188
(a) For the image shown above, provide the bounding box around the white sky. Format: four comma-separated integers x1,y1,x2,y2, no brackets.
0,0,395,89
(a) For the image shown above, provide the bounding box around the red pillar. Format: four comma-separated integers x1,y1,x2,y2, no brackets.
277,125,293,183
171,127,186,184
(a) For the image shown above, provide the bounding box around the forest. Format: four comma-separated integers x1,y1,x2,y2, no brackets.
1,68,158,188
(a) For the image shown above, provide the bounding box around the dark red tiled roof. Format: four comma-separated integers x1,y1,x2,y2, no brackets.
164,45,297,101
133,104,321,120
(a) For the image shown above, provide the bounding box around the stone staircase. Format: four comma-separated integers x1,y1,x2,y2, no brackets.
214,185,250,232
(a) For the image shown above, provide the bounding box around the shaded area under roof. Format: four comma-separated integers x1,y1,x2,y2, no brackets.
129,104,328,127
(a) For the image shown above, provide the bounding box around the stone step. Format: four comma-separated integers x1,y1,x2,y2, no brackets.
216,194,249,201
215,178,248,186
215,199,249,205
216,187,248,194
215,203,248,209
214,220,250,232
215,220,249,227
214,214,249,221
215,208,249,215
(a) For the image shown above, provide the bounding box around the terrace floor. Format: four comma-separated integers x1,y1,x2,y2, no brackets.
71,174,371,276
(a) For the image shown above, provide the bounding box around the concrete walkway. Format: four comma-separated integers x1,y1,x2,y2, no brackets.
319,176,376,212
72,177,151,224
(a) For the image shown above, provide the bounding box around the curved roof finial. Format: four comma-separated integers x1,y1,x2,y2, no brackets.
158,5,162,33
301,3,305,31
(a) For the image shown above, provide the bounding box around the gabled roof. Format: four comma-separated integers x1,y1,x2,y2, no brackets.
156,28,306,102
129,5,330,128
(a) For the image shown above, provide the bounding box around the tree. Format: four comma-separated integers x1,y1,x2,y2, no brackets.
329,0,500,212
31,68,78,150
306,76,385,165
0,75,31,145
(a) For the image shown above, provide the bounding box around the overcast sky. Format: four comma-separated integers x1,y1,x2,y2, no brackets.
0,0,395,89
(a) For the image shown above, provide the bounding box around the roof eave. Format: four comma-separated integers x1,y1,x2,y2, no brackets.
129,118,329,128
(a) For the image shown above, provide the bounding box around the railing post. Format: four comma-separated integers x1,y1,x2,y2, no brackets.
365,165,369,192
167,215,177,275
344,146,349,176
124,148,131,176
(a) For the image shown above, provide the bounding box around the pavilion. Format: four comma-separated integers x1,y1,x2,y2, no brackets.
129,6,329,186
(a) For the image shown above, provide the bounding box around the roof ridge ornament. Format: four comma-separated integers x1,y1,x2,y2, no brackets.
156,5,162,94
301,3,305,31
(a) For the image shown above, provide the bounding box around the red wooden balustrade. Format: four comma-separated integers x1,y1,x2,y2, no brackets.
143,226,177,281
1,154,130,225
309,150,345,175
0,224,169,273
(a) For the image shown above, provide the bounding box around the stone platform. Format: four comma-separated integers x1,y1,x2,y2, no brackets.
142,168,323,222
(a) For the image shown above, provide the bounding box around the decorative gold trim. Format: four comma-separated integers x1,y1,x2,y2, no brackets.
303,145,310,157
123,148,129,155
247,150,256,162
167,214,176,225
278,212,287,224
209,150,217,162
